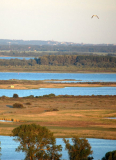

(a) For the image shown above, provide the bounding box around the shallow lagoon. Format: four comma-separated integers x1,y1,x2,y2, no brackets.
0,136,116,160
0,72,116,82
0,87,116,97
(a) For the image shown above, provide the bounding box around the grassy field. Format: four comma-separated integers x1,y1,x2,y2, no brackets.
0,95,116,139
0,65,116,73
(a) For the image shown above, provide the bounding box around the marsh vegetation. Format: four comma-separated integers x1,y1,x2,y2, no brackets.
0,95,116,139
0,80,116,90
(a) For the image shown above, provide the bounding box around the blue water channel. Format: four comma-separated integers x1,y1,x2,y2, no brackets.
0,87,116,97
0,72,116,82
0,136,116,160
0,57,34,60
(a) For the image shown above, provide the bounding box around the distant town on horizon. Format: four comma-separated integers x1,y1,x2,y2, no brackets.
0,39,115,46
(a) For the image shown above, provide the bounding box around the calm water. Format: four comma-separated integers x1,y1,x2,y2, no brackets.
0,120,12,122
0,136,116,160
0,57,34,60
0,72,116,82
106,117,116,119
0,87,116,97
0,73,116,96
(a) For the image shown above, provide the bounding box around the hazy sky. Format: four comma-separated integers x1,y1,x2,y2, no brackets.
0,0,116,44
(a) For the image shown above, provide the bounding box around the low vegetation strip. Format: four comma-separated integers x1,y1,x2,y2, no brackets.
0,80,116,89
0,95,116,139
0,65,116,72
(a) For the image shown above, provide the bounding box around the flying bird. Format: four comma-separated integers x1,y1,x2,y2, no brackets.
91,15,99,19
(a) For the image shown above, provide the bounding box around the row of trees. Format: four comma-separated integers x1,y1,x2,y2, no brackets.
0,51,98,57
0,55,116,68
0,50,116,57
0,44,116,52
37,55,116,67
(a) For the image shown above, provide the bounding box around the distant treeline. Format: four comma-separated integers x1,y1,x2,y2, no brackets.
0,55,116,68
0,45,116,53
0,50,94,57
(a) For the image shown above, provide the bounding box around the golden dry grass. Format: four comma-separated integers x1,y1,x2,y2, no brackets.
0,80,116,89
0,95,116,139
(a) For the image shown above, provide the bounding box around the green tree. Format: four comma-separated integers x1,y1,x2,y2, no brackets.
12,124,62,160
102,150,116,160
63,137,93,160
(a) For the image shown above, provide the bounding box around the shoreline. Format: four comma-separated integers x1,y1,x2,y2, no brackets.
0,80,116,89
0,134,116,140
0,70,116,73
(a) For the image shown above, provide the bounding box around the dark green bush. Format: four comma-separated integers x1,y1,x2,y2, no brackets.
43,93,55,98
27,95,34,98
13,103,24,108
52,108,59,111
1,96,9,99
25,102,31,105
45,108,59,112
13,94,19,98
